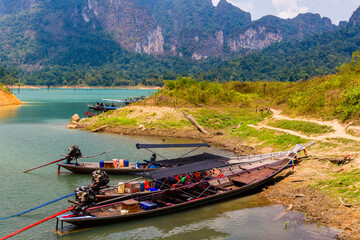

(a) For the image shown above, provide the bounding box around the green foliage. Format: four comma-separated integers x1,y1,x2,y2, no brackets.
268,120,333,136
0,65,19,87
159,77,258,106
205,25,360,83
282,50,360,121
154,51,360,123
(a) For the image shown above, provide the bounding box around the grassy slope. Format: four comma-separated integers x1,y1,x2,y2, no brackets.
83,51,360,152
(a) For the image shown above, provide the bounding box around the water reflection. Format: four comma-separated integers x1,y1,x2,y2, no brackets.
0,105,20,119
60,195,340,240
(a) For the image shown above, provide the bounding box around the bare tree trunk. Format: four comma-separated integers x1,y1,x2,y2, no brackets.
183,111,208,135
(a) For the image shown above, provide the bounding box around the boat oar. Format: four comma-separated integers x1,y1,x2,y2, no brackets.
0,206,73,240
22,157,67,173
0,193,75,220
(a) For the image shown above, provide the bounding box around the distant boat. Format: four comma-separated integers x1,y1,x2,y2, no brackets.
85,97,147,117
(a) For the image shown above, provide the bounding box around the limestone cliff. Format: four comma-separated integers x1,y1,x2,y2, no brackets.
0,0,342,63
228,26,282,51
84,0,164,55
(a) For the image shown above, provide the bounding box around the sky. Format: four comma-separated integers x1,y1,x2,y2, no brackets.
212,0,360,25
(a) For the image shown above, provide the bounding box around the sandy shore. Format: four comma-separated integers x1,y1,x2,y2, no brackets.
261,158,360,240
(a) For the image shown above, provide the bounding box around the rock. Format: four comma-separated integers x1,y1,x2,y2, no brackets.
138,124,146,131
67,124,77,129
70,114,80,124
91,124,108,132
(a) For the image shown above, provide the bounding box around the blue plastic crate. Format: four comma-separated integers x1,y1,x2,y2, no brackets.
140,201,158,210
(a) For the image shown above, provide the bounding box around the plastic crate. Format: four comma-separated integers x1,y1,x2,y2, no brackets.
140,201,158,210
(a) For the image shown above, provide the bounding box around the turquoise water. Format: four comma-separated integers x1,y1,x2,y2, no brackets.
0,89,340,239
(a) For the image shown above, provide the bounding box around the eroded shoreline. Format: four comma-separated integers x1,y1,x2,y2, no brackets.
73,105,360,239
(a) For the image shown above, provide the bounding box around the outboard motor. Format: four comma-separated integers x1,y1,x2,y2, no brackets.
72,186,96,215
89,170,110,194
66,145,82,164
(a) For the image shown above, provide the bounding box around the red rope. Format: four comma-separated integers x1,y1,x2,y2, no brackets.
0,206,73,240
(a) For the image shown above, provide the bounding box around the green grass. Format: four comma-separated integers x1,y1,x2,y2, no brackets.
192,108,307,150
231,124,307,150
147,119,192,129
90,115,137,130
192,108,270,130
312,169,360,205
268,120,333,136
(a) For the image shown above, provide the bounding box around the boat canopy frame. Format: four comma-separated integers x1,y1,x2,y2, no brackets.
136,143,210,160
135,159,229,179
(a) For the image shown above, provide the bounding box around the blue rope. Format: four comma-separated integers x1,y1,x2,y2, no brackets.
0,192,75,220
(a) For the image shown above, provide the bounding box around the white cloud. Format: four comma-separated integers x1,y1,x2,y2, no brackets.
272,0,309,19
212,0,254,12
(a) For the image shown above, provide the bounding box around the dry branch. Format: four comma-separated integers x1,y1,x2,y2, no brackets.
183,111,208,135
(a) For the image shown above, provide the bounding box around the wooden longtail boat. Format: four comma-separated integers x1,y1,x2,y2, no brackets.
56,143,220,175
56,142,299,175
57,161,154,174
95,154,288,201
94,142,313,202
57,155,295,227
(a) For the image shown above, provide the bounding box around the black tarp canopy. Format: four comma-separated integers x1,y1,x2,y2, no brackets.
155,153,228,167
136,143,210,149
135,159,229,179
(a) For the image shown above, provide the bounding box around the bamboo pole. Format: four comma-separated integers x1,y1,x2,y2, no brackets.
0,207,73,240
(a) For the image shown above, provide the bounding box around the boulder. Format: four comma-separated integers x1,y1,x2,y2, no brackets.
68,124,77,129
138,124,146,131
71,114,80,123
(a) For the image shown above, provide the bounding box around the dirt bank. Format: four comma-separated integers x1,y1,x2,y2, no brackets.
261,157,360,240
0,89,22,106
77,106,257,156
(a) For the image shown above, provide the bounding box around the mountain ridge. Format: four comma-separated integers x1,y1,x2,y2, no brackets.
0,0,359,86
0,0,339,65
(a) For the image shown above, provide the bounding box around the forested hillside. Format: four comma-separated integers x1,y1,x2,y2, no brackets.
0,0,353,86
153,50,360,122
206,24,360,82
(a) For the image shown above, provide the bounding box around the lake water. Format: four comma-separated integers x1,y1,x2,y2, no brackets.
0,89,340,239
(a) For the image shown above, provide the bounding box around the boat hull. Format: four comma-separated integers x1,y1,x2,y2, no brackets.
57,162,160,174
58,159,290,226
